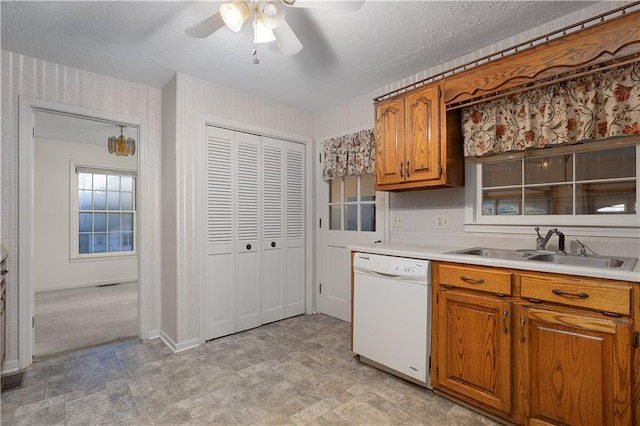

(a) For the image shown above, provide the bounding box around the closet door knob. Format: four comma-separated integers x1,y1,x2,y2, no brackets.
271,242,276,248
246,244,252,250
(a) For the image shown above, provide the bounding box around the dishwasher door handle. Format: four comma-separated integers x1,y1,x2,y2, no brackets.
360,270,403,280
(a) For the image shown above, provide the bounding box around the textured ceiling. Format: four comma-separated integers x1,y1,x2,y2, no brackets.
2,1,596,111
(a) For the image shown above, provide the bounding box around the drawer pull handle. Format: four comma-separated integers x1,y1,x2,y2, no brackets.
460,275,484,284
552,289,589,299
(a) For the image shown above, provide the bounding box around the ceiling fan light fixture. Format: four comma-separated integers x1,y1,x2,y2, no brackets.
220,0,250,32
259,1,285,29
253,19,276,43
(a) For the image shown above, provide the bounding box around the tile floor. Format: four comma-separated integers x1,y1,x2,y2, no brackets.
1,314,497,425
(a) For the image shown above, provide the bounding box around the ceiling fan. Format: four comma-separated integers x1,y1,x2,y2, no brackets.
186,0,364,63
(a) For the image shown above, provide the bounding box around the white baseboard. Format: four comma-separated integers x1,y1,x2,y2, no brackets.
35,278,138,293
159,331,199,354
147,329,161,340
1,358,20,375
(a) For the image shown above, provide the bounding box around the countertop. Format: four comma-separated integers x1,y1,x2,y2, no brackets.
349,242,640,283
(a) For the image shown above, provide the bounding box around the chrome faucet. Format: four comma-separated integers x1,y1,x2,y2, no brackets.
535,227,565,253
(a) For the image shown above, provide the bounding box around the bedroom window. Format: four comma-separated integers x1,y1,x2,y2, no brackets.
73,166,137,257
471,137,639,227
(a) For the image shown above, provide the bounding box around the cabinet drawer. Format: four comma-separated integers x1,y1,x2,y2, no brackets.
438,263,512,294
520,274,631,316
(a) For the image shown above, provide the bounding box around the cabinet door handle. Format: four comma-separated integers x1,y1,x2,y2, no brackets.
520,316,526,343
460,275,485,284
246,244,252,250
271,242,276,248
399,162,404,178
552,289,589,299
502,309,508,334
406,161,410,178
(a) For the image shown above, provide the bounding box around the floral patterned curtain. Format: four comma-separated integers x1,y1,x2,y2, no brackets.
322,129,375,180
462,61,640,157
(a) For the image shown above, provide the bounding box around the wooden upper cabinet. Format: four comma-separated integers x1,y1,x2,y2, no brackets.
375,96,404,186
404,85,440,183
375,83,463,191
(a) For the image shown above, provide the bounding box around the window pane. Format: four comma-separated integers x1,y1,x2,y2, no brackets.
121,213,134,232
525,154,572,184
108,213,121,231
122,232,134,251
576,146,636,181
483,189,521,215
576,181,637,214
329,206,341,230
93,191,106,210
93,174,107,190
361,204,376,232
345,175,357,202
361,174,376,202
330,179,341,203
121,192,133,210
107,191,120,210
79,190,92,210
79,213,92,232
108,232,121,252
94,213,107,232
78,173,93,189
121,176,133,192
79,234,93,254
107,175,120,191
525,185,573,215
483,160,521,187
345,204,357,230
93,233,107,253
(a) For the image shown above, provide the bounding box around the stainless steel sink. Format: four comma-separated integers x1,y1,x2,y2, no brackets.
527,253,637,271
448,247,534,261
447,247,638,271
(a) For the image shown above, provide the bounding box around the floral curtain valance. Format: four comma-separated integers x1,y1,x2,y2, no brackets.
322,129,375,180
462,61,640,157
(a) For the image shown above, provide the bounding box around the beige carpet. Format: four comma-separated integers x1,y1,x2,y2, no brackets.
34,282,137,359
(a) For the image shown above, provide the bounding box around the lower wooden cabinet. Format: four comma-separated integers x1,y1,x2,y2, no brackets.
432,262,636,425
436,289,513,416
516,306,632,425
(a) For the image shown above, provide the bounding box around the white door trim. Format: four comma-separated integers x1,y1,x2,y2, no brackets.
18,96,150,368
197,115,313,344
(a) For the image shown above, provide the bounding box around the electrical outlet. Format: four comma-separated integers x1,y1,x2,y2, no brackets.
436,215,450,229
392,215,403,227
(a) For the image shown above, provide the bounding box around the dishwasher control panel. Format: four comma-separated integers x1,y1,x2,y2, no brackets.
354,253,430,283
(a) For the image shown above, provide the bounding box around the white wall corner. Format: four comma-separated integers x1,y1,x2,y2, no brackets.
159,330,199,354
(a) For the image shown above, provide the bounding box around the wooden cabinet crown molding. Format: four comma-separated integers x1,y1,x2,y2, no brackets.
443,10,640,106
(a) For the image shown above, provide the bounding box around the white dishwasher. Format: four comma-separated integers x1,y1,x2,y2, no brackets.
352,252,432,389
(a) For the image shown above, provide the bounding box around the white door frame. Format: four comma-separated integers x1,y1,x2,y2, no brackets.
197,115,313,344
18,96,150,368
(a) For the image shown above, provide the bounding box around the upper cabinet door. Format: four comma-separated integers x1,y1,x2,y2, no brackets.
404,84,441,183
375,96,405,187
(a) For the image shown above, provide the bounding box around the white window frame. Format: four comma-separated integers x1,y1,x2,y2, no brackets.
328,174,377,232
69,162,138,261
465,136,640,237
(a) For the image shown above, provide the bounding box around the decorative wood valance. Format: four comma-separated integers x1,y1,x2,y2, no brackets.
322,129,375,181
461,61,640,157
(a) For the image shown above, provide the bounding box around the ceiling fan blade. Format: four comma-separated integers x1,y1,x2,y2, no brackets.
285,0,365,11
273,21,303,55
185,11,225,38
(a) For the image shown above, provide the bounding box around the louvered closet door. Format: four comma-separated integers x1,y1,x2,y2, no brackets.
205,126,236,340
261,138,285,324
235,132,262,332
284,141,305,317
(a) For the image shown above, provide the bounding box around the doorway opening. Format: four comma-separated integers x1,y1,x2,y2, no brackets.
32,110,139,359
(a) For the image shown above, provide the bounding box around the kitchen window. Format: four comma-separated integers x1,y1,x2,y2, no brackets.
329,174,376,231
72,165,137,259
469,137,639,228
